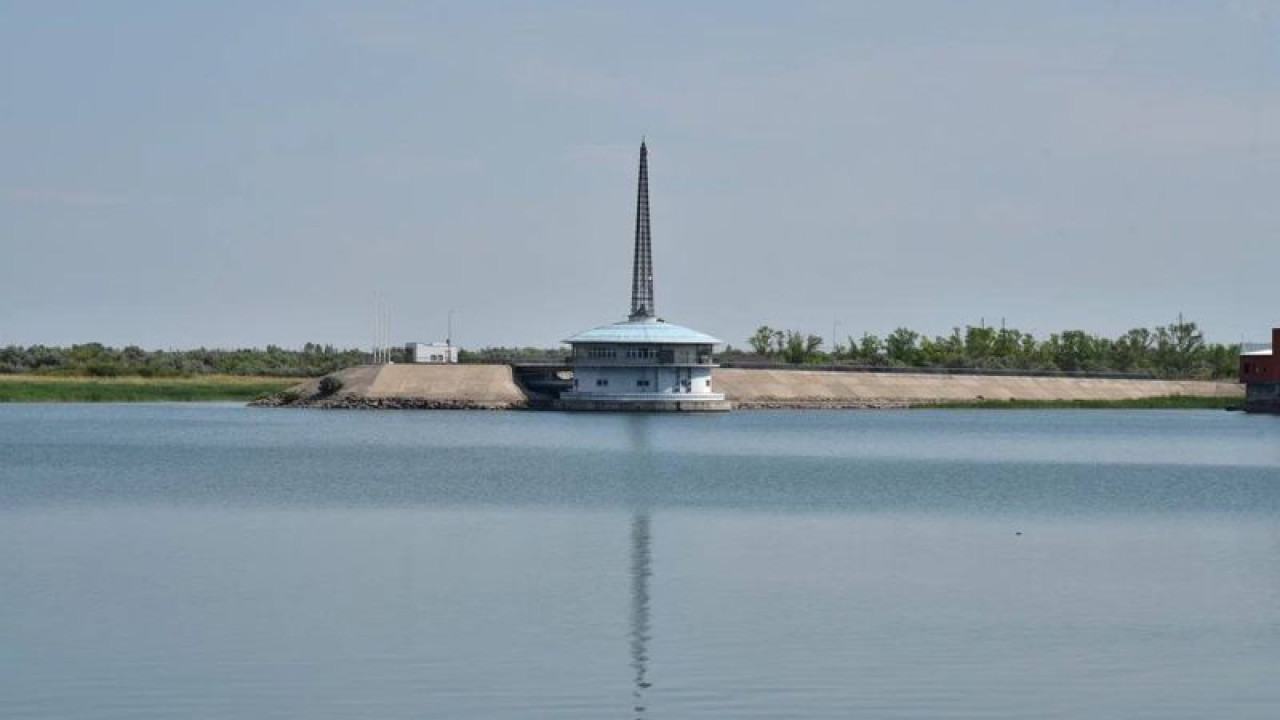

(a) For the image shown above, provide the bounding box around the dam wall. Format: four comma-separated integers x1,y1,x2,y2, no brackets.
261,364,1242,409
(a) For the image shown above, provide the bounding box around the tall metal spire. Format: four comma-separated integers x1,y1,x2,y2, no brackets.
629,140,655,321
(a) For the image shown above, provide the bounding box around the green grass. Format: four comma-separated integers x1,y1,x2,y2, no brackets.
913,395,1242,410
0,375,301,403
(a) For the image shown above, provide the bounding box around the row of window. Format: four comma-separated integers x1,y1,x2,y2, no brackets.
585,348,659,359
586,377,711,389
579,352,715,364
1242,361,1273,375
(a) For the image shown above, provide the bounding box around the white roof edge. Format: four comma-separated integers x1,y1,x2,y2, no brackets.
562,318,723,345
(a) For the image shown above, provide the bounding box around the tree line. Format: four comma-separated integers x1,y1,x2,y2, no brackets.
0,317,1244,380
0,342,571,377
739,318,1239,379
0,343,367,377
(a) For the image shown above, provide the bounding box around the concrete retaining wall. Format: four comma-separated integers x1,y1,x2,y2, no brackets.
1245,382,1280,413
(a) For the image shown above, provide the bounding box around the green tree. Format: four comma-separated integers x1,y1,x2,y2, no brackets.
1154,318,1206,377
964,325,996,364
748,326,776,356
992,327,1022,363
779,331,823,364
1112,328,1153,372
857,333,885,365
885,328,921,366
1048,330,1097,372
1206,343,1240,379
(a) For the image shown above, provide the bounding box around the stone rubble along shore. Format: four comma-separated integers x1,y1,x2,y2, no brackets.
250,393,523,410
251,391,908,411
732,399,910,409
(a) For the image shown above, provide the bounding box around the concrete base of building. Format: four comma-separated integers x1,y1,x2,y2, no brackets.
556,393,731,412
1244,382,1280,413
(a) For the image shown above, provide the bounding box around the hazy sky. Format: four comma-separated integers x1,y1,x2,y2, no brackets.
3,1,1277,349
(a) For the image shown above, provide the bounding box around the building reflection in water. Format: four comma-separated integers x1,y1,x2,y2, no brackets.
630,511,652,718
624,416,655,718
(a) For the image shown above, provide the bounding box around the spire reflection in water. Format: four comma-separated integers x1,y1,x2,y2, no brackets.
624,415,656,718
630,511,652,718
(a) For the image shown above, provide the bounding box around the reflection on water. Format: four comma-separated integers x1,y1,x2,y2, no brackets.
2,405,1280,719
629,512,652,719
625,415,654,718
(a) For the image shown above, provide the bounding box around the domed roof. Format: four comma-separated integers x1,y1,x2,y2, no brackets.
564,318,722,345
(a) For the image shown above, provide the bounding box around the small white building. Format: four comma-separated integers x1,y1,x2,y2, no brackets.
558,141,728,411
406,342,459,364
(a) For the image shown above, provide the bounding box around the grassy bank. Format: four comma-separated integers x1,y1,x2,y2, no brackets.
0,375,302,402
914,395,1241,410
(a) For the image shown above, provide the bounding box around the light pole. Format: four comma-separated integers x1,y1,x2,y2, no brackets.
447,309,456,363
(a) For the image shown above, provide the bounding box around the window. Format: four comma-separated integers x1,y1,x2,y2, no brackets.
595,378,609,387
636,379,650,387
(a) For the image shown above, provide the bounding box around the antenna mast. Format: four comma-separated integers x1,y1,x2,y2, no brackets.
629,140,655,321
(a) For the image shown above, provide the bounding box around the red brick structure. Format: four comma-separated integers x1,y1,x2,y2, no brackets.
1240,327,1280,412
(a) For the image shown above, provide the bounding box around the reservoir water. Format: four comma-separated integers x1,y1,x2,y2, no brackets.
2,404,1279,719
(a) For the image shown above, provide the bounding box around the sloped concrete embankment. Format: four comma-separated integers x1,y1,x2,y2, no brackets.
713,369,1242,408
254,364,528,409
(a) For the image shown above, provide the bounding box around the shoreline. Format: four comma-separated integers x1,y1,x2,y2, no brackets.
0,371,1243,411
0,375,300,403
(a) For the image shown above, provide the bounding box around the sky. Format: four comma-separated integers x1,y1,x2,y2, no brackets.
2,1,1277,350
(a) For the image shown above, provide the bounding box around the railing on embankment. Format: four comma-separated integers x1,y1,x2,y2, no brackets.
717,362,1163,381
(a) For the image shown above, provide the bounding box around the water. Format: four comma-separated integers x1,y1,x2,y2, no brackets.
2,405,1279,719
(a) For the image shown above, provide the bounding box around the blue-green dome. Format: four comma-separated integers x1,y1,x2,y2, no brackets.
564,318,722,346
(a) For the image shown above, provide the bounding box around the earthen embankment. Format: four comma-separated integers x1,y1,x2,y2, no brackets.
254,364,1242,410
255,364,528,409
713,368,1241,408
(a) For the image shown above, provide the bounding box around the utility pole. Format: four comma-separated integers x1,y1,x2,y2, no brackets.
447,309,455,363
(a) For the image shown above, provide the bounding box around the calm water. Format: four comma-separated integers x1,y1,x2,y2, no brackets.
2,405,1279,719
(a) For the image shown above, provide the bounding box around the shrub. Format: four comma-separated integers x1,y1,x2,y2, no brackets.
274,390,302,404
317,375,343,396
85,363,123,377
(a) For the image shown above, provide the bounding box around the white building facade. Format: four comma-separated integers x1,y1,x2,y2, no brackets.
563,321,723,401
406,342,459,364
